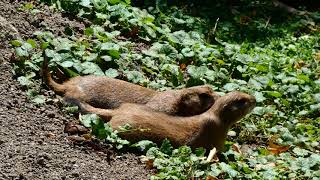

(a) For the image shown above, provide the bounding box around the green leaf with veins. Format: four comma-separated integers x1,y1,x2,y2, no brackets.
105,68,119,78
132,140,157,152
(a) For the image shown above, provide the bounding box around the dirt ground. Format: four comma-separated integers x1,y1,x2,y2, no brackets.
0,1,150,179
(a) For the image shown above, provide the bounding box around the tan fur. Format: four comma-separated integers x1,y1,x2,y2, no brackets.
78,91,256,151
42,51,220,116
146,85,219,116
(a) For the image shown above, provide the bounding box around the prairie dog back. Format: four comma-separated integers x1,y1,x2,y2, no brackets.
42,51,218,115
42,51,156,109
67,76,156,108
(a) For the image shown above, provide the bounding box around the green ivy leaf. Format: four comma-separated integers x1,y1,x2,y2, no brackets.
194,147,205,157
83,53,98,61
59,61,74,68
81,62,104,75
181,47,195,57
11,40,22,47
84,27,94,36
80,113,100,128
223,83,240,91
219,162,238,177
160,139,173,155
17,76,32,86
253,91,266,103
266,91,282,98
126,70,146,84
187,65,208,79
15,47,29,57
31,95,45,104
91,119,108,140
313,93,320,103
26,39,37,48
101,55,113,62
105,68,119,78
80,0,91,7
293,147,309,157
132,140,157,152
101,42,120,51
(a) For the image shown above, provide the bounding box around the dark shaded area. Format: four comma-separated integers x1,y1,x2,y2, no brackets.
131,0,320,43
280,0,320,11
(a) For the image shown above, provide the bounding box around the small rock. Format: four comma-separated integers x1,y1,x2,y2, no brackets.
72,172,79,177
64,122,89,135
38,140,43,145
227,130,237,137
19,174,27,180
46,132,55,138
37,157,46,166
47,111,55,118
66,135,86,142
40,107,46,113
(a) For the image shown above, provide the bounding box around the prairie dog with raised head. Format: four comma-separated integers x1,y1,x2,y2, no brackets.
42,51,220,116
77,91,256,151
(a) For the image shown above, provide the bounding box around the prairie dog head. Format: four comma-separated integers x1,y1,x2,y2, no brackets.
212,91,256,127
177,85,220,116
146,85,220,116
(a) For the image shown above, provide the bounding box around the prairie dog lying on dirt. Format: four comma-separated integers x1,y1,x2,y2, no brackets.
42,51,219,116
77,91,256,151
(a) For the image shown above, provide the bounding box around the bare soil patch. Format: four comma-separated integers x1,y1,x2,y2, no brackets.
0,1,149,179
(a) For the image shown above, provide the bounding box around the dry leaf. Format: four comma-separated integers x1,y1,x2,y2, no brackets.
83,133,92,140
240,16,251,24
267,143,290,155
294,60,306,69
140,155,154,169
46,132,55,138
232,144,242,154
255,162,276,170
206,175,218,180
179,63,186,71
145,159,154,169
314,52,320,61
206,147,217,162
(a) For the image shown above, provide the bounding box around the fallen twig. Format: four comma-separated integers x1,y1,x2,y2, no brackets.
206,147,217,162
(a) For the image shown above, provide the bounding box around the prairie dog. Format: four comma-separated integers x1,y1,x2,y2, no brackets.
42,51,219,116
77,91,256,151
146,86,219,116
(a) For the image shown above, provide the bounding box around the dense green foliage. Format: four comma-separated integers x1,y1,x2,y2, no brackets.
12,0,319,179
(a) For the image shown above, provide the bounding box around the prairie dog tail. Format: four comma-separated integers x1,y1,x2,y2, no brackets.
42,50,66,94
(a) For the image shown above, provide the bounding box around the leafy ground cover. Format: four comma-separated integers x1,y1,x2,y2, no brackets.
12,0,319,179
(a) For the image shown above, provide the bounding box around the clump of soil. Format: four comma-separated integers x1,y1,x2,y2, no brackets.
0,0,149,179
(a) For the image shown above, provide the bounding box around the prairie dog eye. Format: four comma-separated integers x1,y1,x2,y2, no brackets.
234,99,247,108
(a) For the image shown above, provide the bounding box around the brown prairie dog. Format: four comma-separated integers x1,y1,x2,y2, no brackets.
42,51,220,116
146,85,219,116
77,91,256,151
